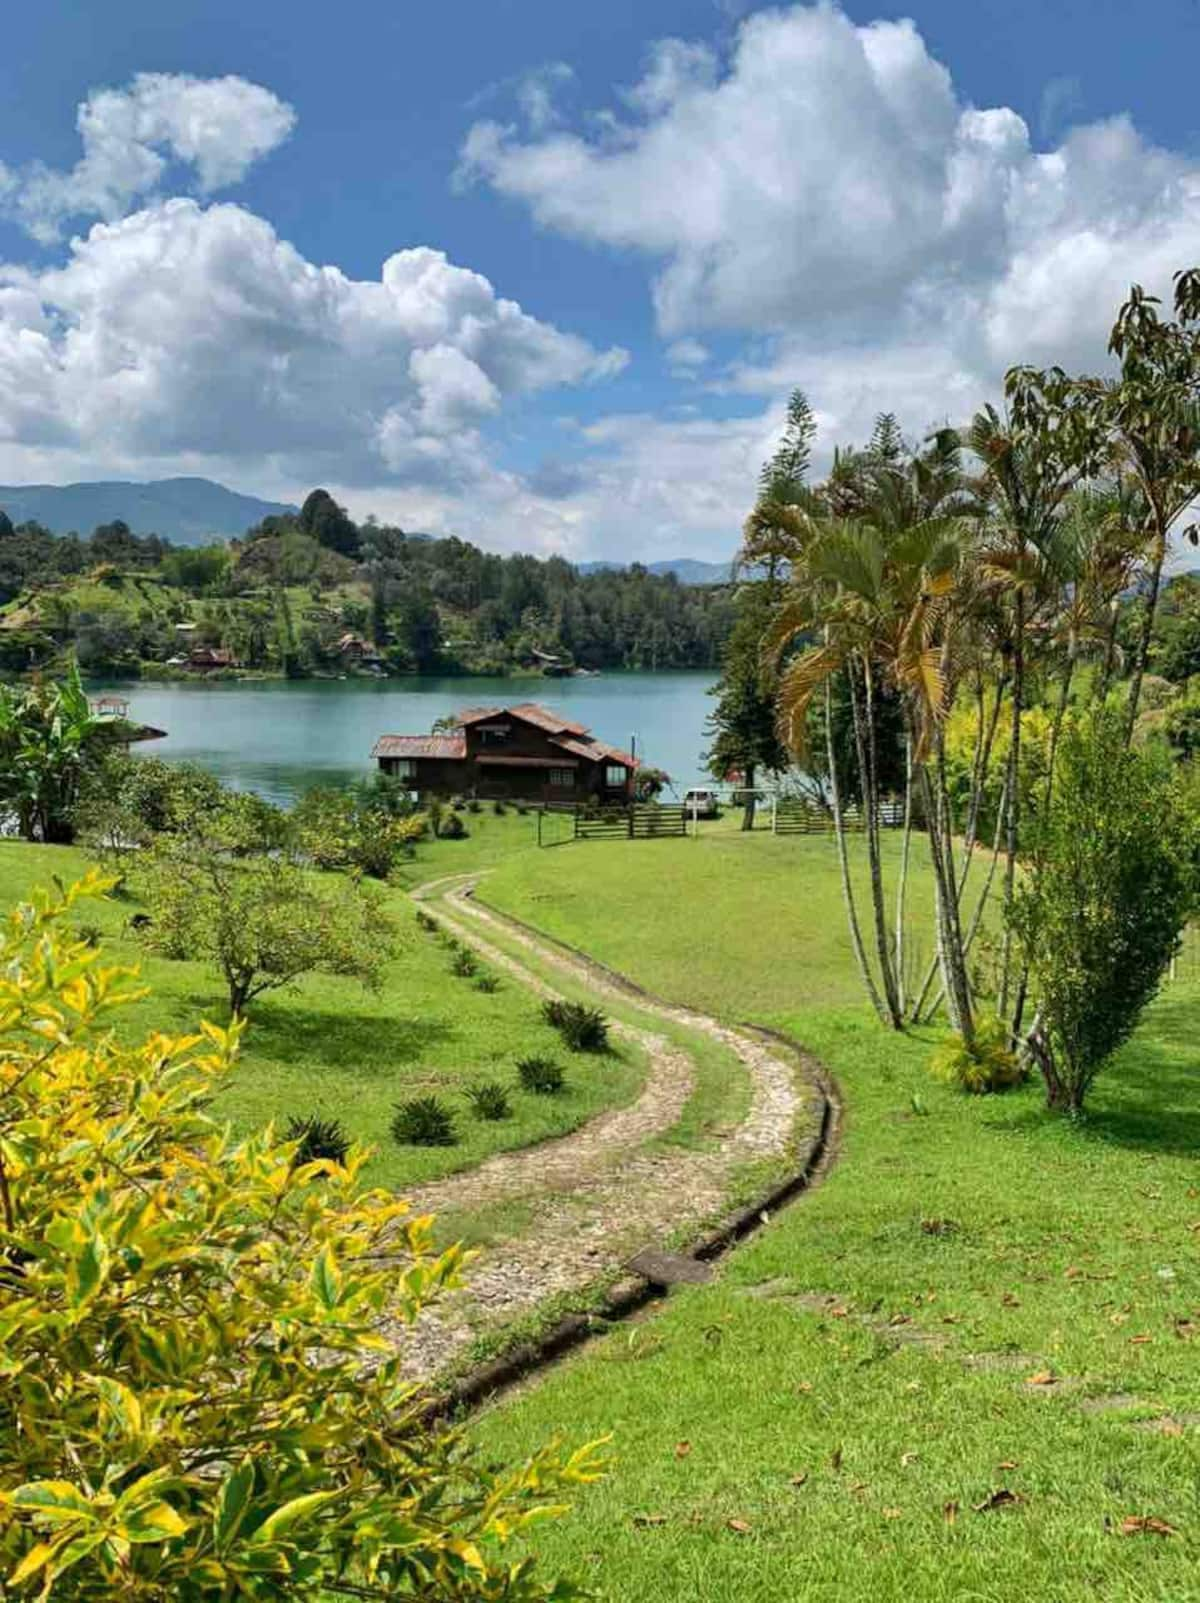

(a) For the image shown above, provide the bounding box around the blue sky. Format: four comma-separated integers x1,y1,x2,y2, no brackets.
2,0,1200,559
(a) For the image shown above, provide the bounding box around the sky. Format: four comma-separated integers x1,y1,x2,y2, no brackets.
3,1,1200,561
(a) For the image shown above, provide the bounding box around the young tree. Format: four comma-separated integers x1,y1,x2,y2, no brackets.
0,875,601,1598
138,842,396,1017
1011,713,1196,1114
705,581,789,829
0,662,101,842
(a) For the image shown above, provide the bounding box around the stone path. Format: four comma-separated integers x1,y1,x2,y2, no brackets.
388,874,813,1380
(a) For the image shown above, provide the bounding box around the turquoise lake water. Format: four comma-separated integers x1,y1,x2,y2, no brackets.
92,671,719,806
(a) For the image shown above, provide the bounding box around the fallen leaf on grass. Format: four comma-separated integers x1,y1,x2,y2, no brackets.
974,1489,1026,1514
1001,1292,1021,1307
789,1472,809,1488
633,1513,668,1529
997,1460,1020,1471
889,1313,913,1327
883,1507,903,1520
1129,1334,1153,1346
1025,1370,1057,1386
795,1381,813,1394
900,1452,920,1468
943,1500,959,1525
830,1305,849,1319
848,1480,870,1497
674,1441,692,1459
830,1447,843,1472
1174,1318,1196,1340
1119,1516,1177,1538
727,1519,751,1535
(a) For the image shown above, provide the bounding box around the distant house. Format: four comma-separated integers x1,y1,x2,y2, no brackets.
336,632,384,667
186,646,238,671
371,702,637,802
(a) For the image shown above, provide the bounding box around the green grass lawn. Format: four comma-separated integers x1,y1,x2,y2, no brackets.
0,835,643,1189
468,828,1200,1600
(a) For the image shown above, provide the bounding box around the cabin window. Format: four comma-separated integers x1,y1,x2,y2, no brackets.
604,764,627,788
392,758,417,780
549,768,575,788
480,725,509,745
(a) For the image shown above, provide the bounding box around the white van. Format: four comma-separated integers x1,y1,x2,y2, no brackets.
682,787,720,819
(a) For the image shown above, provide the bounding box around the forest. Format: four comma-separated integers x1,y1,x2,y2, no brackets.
0,493,735,678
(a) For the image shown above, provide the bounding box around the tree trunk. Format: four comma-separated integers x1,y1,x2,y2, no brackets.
919,774,1009,1025
894,734,913,1013
848,659,902,1028
741,763,756,832
825,675,889,1027
1124,521,1168,744
1095,603,1120,706
998,586,1024,1020
918,752,975,1046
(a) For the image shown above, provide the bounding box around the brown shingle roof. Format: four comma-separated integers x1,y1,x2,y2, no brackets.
454,706,505,725
507,701,589,736
371,734,466,759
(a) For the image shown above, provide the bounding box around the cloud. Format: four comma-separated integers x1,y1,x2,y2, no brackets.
665,337,710,371
461,3,1200,379
0,199,627,494
1,73,295,242
1039,74,1083,143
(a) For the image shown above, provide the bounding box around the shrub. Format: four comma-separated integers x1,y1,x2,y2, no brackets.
466,1079,513,1120
928,1015,1026,1094
0,874,601,1597
439,812,468,840
415,908,439,933
517,1056,566,1095
492,799,508,815
284,1111,352,1167
474,972,500,993
467,798,482,814
1010,711,1198,1114
450,946,479,978
542,998,610,1053
391,1094,458,1146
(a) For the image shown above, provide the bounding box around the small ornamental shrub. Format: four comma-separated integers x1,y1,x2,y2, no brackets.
928,1015,1026,1094
492,799,507,815
474,972,500,993
0,874,602,1598
284,1112,352,1167
439,812,468,840
467,798,482,814
391,1095,458,1147
415,908,439,934
466,1079,513,1121
450,946,479,978
542,998,610,1053
517,1056,566,1095
75,922,103,948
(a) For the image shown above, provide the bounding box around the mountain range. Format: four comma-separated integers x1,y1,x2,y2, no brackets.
0,477,295,543
0,475,734,581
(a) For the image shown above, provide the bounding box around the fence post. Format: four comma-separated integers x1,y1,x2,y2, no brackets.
628,805,634,839
772,794,778,835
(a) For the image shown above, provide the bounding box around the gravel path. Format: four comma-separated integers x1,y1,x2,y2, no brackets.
392,873,809,1380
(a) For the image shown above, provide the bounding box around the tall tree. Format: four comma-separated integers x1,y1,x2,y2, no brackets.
298,487,361,559
705,581,789,829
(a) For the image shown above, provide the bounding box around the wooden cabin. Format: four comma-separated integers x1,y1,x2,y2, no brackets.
371,702,636,803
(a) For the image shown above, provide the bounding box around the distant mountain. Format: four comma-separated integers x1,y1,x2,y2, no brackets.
578,557,732,585
0,477,296,545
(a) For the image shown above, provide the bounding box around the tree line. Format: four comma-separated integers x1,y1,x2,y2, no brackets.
707,271,1200,1117
0,490,734,677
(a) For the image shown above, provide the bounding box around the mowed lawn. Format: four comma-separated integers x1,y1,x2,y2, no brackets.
0,824,643,1190
472,827,1200,1601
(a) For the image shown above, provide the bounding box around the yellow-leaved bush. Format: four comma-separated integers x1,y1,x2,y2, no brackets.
0,873,603,1599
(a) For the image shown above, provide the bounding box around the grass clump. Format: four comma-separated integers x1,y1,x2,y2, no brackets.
542,998,609,1053
465,1079,513,1121
450,946,479,979
928,1014,1027,1094
517,1056,565,1095
283,1112,351,1167
474,972,500,993
390,1095,458,1147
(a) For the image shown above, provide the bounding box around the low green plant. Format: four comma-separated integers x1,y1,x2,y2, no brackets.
474,972,500,993
928,1014,1026,1094
439,812,468,840
390,1095,458,1147
415,908,439,933
467,798,482,814
517,1056,566,1095
451,946,479,978
542,998,610,1053
466,1079,513,1121
492,799,508,816
283,1111,352,1167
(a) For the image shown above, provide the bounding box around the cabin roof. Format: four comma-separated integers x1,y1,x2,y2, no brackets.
505,701,590,736
370,734,467,760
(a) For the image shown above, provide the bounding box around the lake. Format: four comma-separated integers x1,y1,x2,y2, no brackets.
91,671,719,806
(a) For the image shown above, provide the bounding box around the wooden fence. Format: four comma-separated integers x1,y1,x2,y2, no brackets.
772,798,903,835
575,803,687,841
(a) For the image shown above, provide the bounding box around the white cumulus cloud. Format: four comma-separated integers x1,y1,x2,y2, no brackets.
0,199,626,494
1,72,296,242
